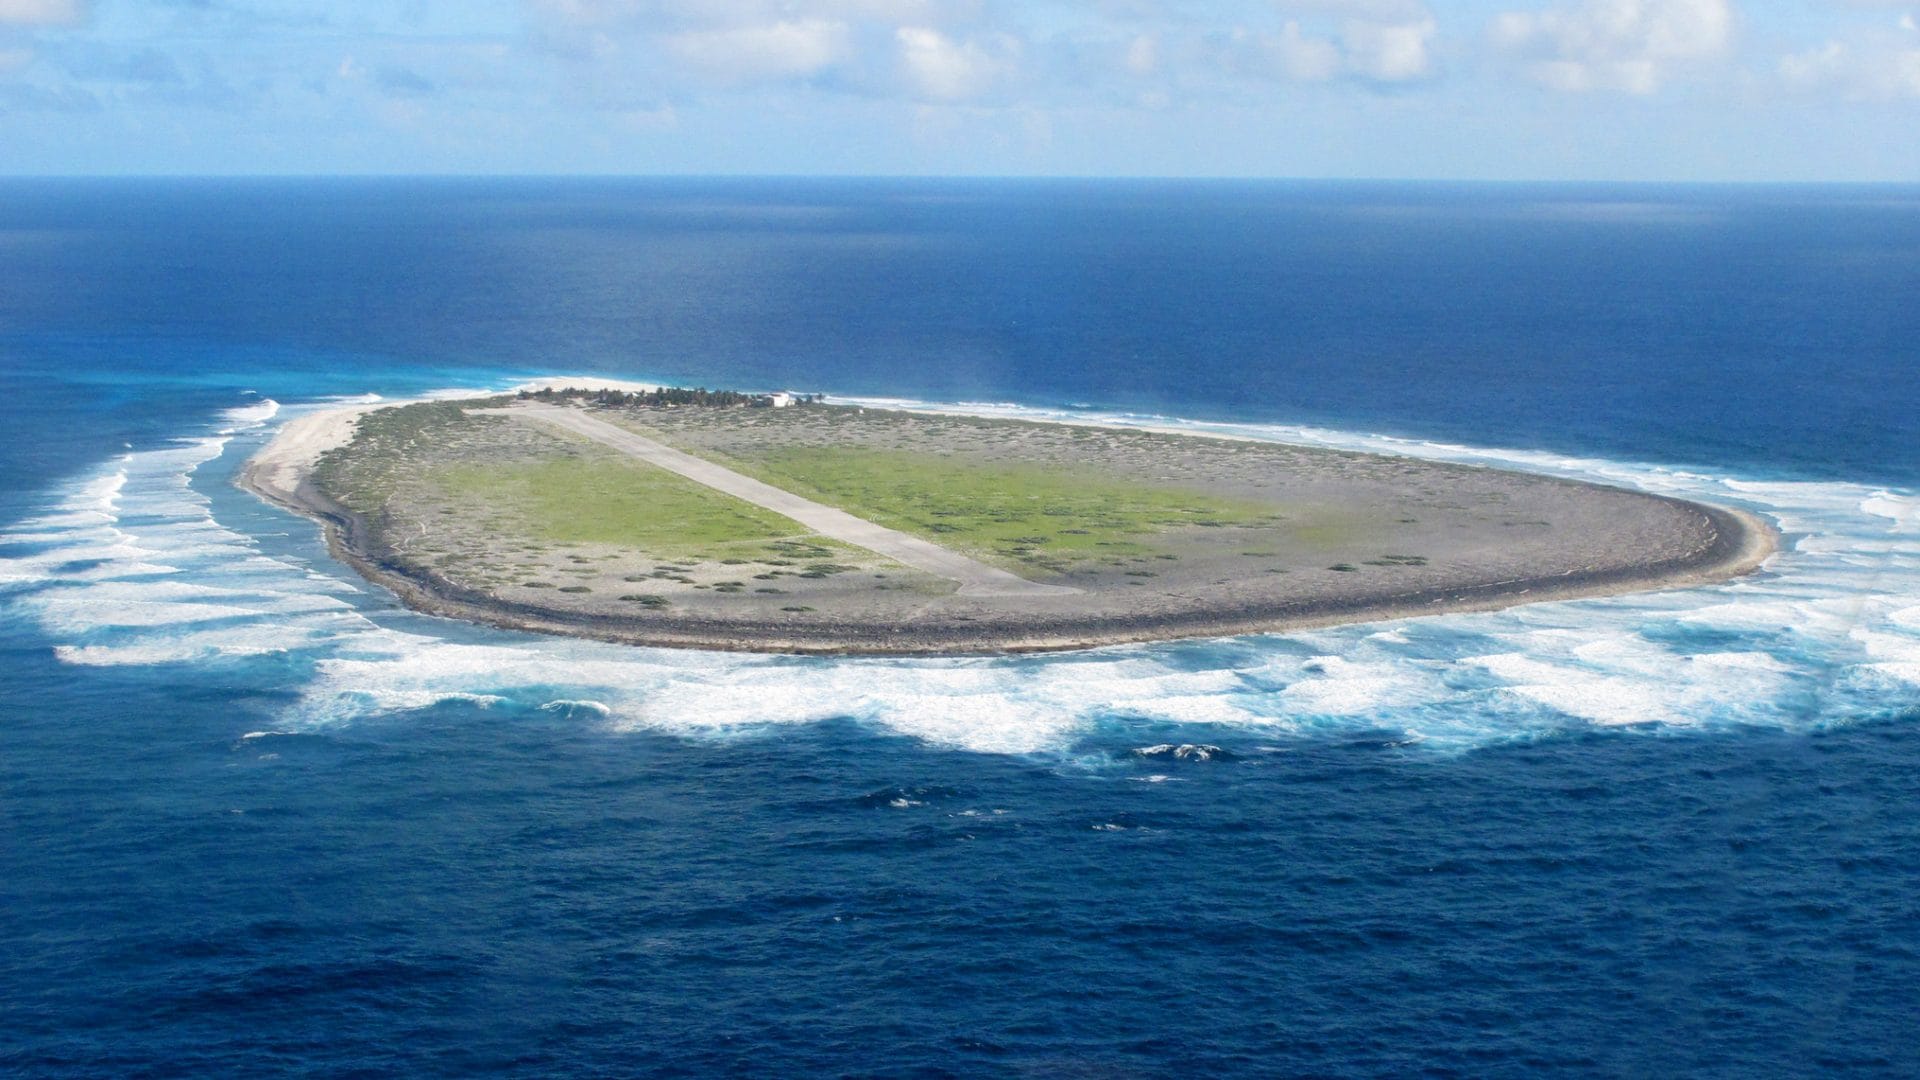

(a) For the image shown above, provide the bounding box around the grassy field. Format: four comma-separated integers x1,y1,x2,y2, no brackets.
708,446,1287,575
313,402,881,582
431,455,839,561
286,396,1736,651
314,400,1376,591
312,400,489,514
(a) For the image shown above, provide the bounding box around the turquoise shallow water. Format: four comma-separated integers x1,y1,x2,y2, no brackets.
2,179,1917,1076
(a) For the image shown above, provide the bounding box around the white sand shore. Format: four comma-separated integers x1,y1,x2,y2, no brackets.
239,400,392,509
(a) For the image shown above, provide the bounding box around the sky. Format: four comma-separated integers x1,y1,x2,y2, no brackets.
0,0,1917,180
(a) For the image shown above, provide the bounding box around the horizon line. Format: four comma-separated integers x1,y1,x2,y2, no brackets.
2,172,1917,188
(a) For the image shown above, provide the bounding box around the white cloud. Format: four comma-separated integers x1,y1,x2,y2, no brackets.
896,26,1011,100
613,102,677,132
1490,0,1734,94
526,0,941,31
1270,22,1344,81
666,18,849,81
1769,0,1920,99
1228,5,1435,85
0,0,83,27
1124,33,1158,76
1223,1,1439,84
1342,15,1436,81
1780,36,1920,99
1779,39,1845,86
523,0,983,98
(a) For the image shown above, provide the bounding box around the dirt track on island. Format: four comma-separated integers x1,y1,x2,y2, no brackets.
495,404,1079,599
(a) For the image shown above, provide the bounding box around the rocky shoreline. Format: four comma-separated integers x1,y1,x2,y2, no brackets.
239,398,1777,656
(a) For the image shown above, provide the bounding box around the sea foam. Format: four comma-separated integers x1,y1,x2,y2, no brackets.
1,391,1915,755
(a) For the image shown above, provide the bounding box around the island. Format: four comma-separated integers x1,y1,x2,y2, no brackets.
239,385,1776,655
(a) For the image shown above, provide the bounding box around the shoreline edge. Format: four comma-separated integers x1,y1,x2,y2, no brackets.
237,394,1780,657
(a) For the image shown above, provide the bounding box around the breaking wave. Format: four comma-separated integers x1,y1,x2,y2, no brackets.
1,391,1915,755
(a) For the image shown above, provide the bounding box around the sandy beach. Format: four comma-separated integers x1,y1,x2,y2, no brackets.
238,401,392,512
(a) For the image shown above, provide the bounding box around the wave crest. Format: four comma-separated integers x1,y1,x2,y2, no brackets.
1,390,1914,755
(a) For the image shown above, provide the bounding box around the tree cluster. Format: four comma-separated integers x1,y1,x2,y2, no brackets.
516,386,822,409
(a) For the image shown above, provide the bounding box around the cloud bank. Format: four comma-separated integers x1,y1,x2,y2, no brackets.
0,0,85,28
1,0,1917,178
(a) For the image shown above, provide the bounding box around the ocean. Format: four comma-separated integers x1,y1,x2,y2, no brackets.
1,178,1916,1076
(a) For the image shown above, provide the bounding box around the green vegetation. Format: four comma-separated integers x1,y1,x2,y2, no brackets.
314,398,1416,603
519,386,820,409
1365,554,1430,567
278,393,1713,652
702,446,1283,575
312,399,506,514
430,454,853,562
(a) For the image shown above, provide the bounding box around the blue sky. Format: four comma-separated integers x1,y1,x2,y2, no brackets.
1,0,1917,179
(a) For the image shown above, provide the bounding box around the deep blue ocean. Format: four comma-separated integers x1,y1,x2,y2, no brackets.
2,179,1917,1077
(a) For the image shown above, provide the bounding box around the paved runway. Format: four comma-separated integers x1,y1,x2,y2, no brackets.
499,405,1079,598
